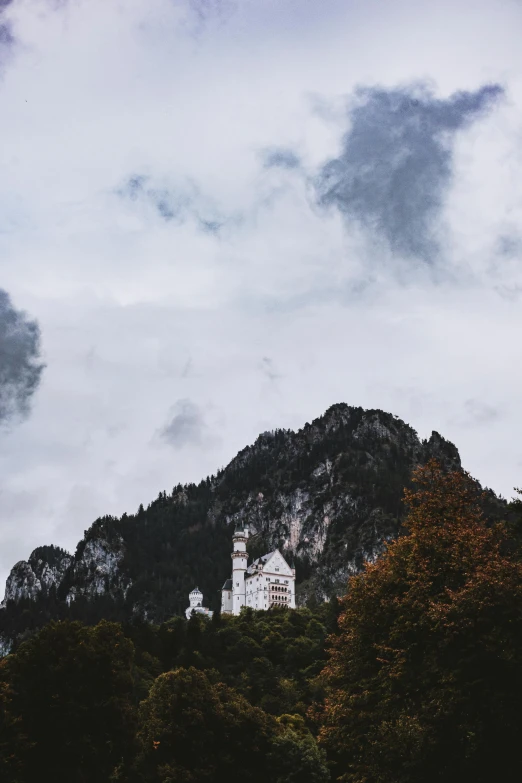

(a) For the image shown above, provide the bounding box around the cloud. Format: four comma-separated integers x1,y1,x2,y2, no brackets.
1,0,522,597
315,83,504,263
117,174,228,233
462,398,502,426
496,232,522,258
0,290,45,425
118,175,191,224
0,0,14,65
262,147,301,170
260,356,281,382
159,399,214,450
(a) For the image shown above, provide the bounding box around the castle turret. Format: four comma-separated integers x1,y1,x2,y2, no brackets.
189,587,203,609
231,525,249,615
185,587,213,620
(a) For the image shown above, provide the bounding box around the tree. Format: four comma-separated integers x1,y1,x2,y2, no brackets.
132,667,274,783
3,620,137,783
0,664,26,783
317,461,522,783
267,714,330,783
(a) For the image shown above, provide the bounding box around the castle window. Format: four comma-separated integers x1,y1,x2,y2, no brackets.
275,567,279,571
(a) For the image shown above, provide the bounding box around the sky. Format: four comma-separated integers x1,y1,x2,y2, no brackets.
1,0,522,590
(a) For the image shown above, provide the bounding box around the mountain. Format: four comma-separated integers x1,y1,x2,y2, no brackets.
0,403,501,654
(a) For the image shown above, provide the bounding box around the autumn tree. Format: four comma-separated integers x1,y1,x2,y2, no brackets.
316,461,522,783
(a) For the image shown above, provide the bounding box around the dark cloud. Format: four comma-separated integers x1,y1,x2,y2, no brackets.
159,399,207,449
262,147,301,170
316,83,504,262
0,289,45,425
0,0,14,64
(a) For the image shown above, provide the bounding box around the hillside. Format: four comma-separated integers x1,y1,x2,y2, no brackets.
0,403,498,653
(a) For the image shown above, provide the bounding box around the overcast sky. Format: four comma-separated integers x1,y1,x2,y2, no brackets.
1,0,522,589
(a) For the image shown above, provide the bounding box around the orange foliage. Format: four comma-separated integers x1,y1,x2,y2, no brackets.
316,461,522,783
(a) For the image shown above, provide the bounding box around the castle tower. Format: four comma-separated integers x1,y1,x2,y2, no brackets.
231,525,249,616
185,587,213,620
188,587,203,610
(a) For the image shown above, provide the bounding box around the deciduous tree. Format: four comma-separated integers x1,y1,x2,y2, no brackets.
317,461,522,783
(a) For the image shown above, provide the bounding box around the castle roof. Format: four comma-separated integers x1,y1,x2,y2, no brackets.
249,552,273,568
221,578,232,591
246,550,282,575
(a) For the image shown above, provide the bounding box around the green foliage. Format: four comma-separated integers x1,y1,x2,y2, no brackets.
1,620,137,783
125,605,330,716
131,667,275,783
1,608,330,782
268,714,330,783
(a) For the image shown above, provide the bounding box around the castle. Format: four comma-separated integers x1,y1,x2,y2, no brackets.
221,525,296,615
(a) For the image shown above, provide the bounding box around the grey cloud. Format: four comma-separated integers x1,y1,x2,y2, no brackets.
450,398,503,427
0,0,14,63
119,175,190,224
118,174,228,233
315,83,504,262
261,356,281,382
262,147,301,170
494,284,522,301
0,289,45,425
496,233,522,258
187,0,236,33
159,399,208,449
464,399,500,424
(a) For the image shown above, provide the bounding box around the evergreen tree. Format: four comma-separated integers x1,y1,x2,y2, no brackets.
2,620,137,783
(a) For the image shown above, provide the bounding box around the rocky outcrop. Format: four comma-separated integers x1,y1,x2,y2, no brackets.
1,534,130,611
1,546,73,606
214,404,464,598
65,535,131,605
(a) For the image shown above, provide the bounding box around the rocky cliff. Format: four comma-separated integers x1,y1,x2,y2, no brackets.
0,403,496,653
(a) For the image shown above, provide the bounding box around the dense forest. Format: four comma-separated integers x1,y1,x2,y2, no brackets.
2,461,522,783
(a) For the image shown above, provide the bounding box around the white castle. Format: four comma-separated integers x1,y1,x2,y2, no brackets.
221,525,296,615
185,587,214,620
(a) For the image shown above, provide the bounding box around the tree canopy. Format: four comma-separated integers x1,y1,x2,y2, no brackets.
316,461,522,783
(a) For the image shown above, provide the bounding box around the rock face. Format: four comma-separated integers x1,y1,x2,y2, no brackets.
213,405,463,601
1,535,130,608
65,534,131,606
1,403,495,653
1,546,73,606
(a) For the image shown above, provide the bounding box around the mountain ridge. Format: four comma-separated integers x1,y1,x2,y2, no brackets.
0,403,499,654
